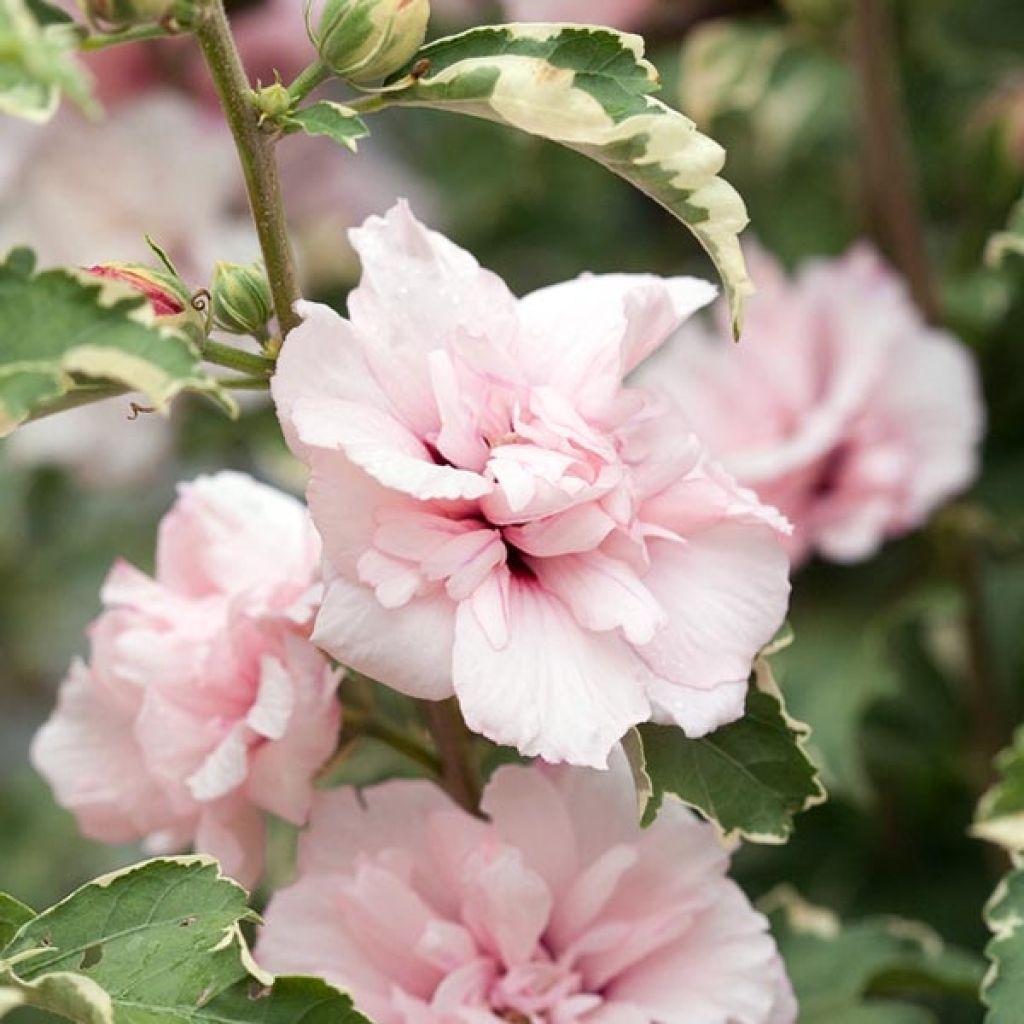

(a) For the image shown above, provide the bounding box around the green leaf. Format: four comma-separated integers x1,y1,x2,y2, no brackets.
376,24,753,334
0,0,94,123
638,655,825,841
973,726,1024,851
0,857,371,1024
768,887,985,1024
0,248,235,436
983,867,1024,1024
0,895,33,950
199,975,369,1024
285,101,369,151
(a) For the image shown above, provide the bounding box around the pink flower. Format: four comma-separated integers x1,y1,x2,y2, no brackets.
256,754,797,1023
30,472,341,886
272,202,790,769
502,0,656,30
636,246,985,565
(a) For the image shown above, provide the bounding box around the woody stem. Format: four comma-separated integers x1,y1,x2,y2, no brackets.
195,0,302,339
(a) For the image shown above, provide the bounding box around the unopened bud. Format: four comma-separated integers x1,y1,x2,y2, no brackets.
86,263,205,344
211,261,273,338
314,0,430,85
80,0,199,30
251,81,292,122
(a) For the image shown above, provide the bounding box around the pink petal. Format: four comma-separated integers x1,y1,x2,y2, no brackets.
313,574,456,700
452,573,651,767
606,883,793,1024
292,396,492,501
256,877,395,1021
246,634,341,825
195,797,265,889
636,526,790,735
480,765,579,893
30,661,183,844
517,274,716,420
347,200,520,437
460,844,552,967
530,551,666,646
272,299,389,459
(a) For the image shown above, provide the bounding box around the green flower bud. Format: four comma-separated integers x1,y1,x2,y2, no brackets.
211,261,274,338
314,0,430,86
85,262,206,344
251,81,293,122
80,0,199,30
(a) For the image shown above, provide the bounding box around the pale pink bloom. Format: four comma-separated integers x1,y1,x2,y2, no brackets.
31,472,341,886
256,754,797,1023
502,0,656,30
636,246,985,565
273,202,790,768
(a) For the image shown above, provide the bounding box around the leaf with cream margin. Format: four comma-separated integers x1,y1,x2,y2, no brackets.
0,857,371,1024
370,24,753,334
0,248,235,437
972,726,1024,852
766,887,984,1023
285,101,370,151
983,867,1024,1024
637,647,826,841
0,895,32,950
0,0,94,123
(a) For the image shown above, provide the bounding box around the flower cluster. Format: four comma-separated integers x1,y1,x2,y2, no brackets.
273,202,792,769
256,753,796,1024
29,194,985,1024
31,472,340,886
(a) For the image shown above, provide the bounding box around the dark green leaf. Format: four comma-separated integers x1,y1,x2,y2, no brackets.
639,658,825,841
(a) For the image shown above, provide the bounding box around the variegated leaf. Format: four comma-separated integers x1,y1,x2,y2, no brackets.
372,24,753,334
973,725,1024,852
0,857,371,1024
0,248,235,436
637,652,826,841
983,868,1024,1024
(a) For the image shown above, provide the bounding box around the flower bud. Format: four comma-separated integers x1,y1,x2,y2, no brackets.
86,263,206,344
251,82,293,122
80,0,199,30
314,0,430,86
210,261,273,338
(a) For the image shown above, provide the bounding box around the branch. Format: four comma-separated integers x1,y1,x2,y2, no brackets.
851,0,940,321
195,1,302,338
423,699,482,815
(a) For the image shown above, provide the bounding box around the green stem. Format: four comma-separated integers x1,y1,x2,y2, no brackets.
347,93,391,115
287,61,332,104
201,339,275,375
80,24,174,50
195,1,302,338
423,699,482,814
220,375,272,390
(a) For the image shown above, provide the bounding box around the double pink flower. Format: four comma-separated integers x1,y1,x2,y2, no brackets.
31,473,341,886
273,202,791,769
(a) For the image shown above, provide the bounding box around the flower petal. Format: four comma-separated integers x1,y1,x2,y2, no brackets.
452,573,651,767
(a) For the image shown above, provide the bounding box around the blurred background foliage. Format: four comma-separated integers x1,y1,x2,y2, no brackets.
1,1,1023,1021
